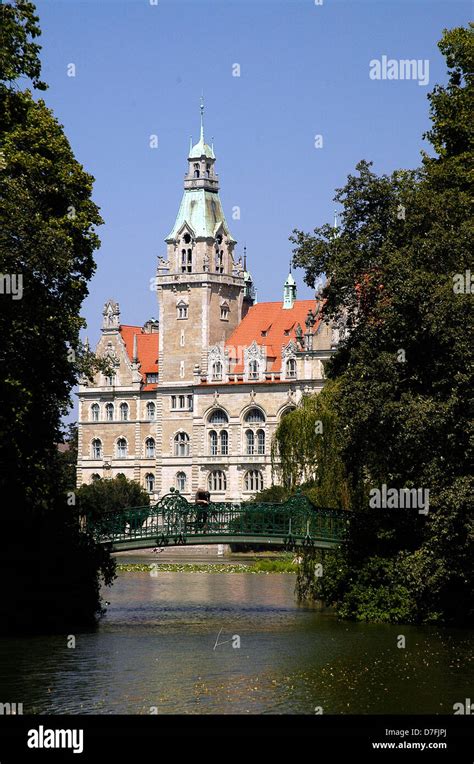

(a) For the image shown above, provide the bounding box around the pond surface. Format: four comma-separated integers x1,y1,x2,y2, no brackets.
0,553,471,714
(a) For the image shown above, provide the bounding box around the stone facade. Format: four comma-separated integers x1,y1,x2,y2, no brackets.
76,108,336,501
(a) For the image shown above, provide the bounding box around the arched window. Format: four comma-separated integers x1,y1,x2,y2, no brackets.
145,473,155,493
244,470,263,492
208,409,229,425
244,408,265,424
180,249,192,274
91,403,100,422
176,471,187,492
193,163,200,178
116,473,125,480
105,403,114,421
286,358,297,379
248,359,259,380
174,432,190,457
245,429,255,455
120,402,129,421
146,401,156,420
145,437,155,458
91,473,101,482
280,407,296,419
177,301,188,319
211,361,223,381
116,438,127,458
220,430,228,456
215,250,224,273
257,429,265,455
92,439,102,459
209,430,218,455
208,470,226,492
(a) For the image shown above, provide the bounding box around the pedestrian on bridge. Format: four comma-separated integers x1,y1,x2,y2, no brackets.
195,488,210,531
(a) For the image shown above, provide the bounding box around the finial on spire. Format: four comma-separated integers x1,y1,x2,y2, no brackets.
333,209,339,230
243,245,247,270
200,93,204,142
289,259,292,274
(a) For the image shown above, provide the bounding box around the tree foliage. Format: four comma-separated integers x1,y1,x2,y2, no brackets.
289,25,473,624
0,1,114,633
272,381,350,508
77,475,151,525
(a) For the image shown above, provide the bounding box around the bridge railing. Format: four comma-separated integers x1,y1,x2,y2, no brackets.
86,490,348,546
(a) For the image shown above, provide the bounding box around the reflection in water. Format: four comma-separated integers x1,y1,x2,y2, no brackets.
0,568,472,714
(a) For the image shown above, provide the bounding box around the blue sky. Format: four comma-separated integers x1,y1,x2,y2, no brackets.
34,0,470,348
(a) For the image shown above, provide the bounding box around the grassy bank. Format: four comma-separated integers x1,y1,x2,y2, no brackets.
116,560,297,574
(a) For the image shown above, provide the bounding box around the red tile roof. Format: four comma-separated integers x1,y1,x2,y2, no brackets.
119,325,159,389
118,300,320,387
226,300,321,373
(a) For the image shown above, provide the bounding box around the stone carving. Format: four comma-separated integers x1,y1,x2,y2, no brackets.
102,299,120,331
295,323,304,348
305,308,317,330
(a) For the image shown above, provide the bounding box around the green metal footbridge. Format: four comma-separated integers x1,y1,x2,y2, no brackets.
88,490,347,551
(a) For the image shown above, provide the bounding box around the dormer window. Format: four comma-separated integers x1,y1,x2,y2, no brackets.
248,359,259,380
211,361,223,381
286,358,297,379
183,233,191,244
177,301,188,320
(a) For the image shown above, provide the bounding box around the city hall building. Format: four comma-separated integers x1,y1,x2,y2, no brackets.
76,109,336,501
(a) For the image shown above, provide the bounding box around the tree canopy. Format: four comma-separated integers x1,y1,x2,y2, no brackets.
0,1,114,633
286,25,473,624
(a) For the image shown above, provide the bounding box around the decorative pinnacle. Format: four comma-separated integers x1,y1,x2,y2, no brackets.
132,333,138,363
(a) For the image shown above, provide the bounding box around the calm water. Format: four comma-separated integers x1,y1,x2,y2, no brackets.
0,554,472,714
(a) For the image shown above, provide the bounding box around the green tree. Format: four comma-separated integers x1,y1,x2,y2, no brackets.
272,381,349,508
290,26,473,624
0,1,115,633
77,475,151,533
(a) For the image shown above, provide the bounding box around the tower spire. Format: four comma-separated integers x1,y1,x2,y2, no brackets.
200,94,204,142
283,266,297,309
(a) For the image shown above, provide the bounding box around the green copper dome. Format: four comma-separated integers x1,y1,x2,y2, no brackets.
189,136,215,160
166,188,235,241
